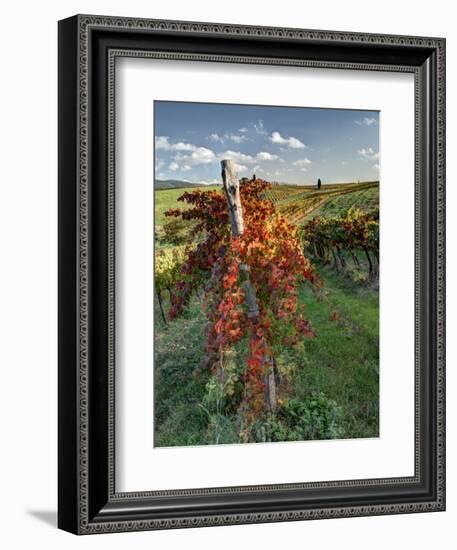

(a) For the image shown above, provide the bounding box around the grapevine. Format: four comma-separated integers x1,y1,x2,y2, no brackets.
300,208,379,279
165,177,317,427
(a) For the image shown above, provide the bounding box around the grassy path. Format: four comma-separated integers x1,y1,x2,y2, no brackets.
293,267,379,437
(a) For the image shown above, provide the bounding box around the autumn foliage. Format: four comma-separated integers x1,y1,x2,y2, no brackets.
165,178,316,422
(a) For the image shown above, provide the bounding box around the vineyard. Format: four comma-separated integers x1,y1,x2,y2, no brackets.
154,176,379,446
264,180,378,225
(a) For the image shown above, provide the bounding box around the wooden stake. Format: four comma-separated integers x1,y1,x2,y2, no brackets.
156,289,167,325
221,159,244,237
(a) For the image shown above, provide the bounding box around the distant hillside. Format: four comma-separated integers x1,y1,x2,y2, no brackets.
265,181,379,225
155,179,203,190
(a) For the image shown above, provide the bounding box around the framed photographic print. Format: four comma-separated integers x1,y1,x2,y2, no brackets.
58,14,446,534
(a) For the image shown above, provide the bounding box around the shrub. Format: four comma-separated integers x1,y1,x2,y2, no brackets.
251,392,344,442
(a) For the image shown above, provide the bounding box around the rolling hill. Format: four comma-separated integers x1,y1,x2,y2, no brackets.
265,181,379,225
155,179,202,190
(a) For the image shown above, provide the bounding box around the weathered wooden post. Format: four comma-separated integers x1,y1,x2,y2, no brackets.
221,160,277,412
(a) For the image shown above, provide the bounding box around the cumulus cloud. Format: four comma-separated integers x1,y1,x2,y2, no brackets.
156,134,290,178
293,158,312,167
270,131,306,149
221,150,256,165
174,146,217,166
189,147,217,164
357,147,380,161
256,151,278,161
228,134,248,144
208,133,224,143
238,127,248,133
155,136,195,151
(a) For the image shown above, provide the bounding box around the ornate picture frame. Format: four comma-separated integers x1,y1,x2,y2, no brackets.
58,14,445,534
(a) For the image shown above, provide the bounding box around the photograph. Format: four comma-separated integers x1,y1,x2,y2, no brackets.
153,101,380,447
0,0,448,543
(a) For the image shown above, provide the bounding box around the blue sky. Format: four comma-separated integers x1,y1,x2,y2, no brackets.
154,101,379,185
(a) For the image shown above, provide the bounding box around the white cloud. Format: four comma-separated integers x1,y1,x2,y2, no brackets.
357,147,380,161
221,150,256,165
372,163,380,170
354,117,377,126
293,158,312,167
235,164,248,172
190,147,217,164
238,127,248,133
288,137,306,149
155,136,195,151
299,168,308,172
174,146,217,166
197,178,222,186
270,132,287,145
157,136,219,168
208,133,224,143
256,151,278,161
155,136,173,150
228,134,248,144
209,132,247,144
270,131,306,149
174,142,196,151
254,120,267,135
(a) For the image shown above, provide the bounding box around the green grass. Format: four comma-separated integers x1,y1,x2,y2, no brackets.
154,185,222,228
308,185,379,219
154,266,379,446
154,298,209,447
293,266,379,437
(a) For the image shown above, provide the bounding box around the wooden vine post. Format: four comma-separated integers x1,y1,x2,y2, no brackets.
221,160,277,413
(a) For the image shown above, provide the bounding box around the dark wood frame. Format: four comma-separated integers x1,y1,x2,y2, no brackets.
58,14,446,534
